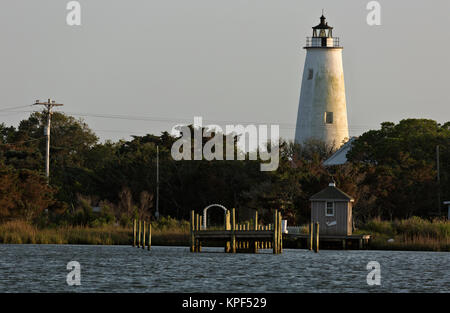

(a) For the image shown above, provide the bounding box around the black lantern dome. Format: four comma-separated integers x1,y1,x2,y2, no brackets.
312,15,333,38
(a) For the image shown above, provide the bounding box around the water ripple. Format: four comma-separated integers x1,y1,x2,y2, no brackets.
0,245,448,292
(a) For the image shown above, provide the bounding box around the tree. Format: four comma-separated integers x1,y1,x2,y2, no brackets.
347,119,450,219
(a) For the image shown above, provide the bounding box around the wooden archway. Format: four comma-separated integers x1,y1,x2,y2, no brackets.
202,204,228,229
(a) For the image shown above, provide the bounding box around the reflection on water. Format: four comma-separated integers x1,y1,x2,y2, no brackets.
0,245,448,293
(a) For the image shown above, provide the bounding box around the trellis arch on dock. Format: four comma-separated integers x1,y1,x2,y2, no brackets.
202,204,228,229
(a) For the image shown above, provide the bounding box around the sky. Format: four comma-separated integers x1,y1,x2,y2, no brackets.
0,0,449,143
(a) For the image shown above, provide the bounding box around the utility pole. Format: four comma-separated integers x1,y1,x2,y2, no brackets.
155,145,160,220
33,99,64,179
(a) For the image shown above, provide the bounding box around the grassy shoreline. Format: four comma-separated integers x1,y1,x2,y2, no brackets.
0,220,189,246
1,217,449,252
355,217,450,252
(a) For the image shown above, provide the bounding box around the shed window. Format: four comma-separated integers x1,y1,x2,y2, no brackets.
325,201,335,216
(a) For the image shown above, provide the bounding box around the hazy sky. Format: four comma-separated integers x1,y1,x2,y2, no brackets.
1,0,449,142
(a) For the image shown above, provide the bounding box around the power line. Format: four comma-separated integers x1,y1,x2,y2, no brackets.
0,136,46,146
0,108,380,136
63,111,380,131
0,104,33,112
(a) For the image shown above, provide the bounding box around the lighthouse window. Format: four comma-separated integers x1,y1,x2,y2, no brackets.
325,112,334,124
308,69,313,80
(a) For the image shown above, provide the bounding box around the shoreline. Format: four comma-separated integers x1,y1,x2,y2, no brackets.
1,238,449,252
1,218,448,252
1,242,449,253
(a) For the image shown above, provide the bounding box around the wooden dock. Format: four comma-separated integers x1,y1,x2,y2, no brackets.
285,233,371,250
190,208,283,254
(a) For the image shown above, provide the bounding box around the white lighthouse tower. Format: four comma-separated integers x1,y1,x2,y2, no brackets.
295,14,349,149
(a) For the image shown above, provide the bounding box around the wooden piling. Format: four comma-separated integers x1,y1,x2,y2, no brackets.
142,221,146,249
231,208,236,253
309,222,313,251
190,210,195,252
138,220,141,248
254,211,259,251
273,210,278,254
252,239,258,253
224,211,231,252
314,222,319,253
246,223,249,249
148,222,152,250
240,224,243,249
133,219,136,247
278,211,283,254
195,214,201,252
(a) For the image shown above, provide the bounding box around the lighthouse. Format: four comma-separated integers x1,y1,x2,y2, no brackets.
295,14,349,149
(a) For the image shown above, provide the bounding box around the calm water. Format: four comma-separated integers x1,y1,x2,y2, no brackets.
0,245,448,293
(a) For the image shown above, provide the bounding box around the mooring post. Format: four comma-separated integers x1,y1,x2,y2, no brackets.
253,211,259,251
138,219,141,248
225,211,231,252
199,215,203,231
314,222,319,253
196,214,201,252
309,222,313,251
133,219,136,247
273,210,278,254
265,225,268,249
190,210,195,252
237,224,241,250
278,211,283,254
239,224,243,250
246,223,250,249
148,222,152,250
142,220,146,249
231,208,236,253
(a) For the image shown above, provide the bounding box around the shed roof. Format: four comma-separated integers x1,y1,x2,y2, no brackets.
310,183,354,202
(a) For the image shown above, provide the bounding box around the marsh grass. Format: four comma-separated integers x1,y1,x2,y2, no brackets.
357,217,450,251
0,220,189,246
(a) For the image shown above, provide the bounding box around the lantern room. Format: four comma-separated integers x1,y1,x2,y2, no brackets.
306,14,340,48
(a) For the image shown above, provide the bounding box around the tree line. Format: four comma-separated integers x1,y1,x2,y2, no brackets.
0,112,449,227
